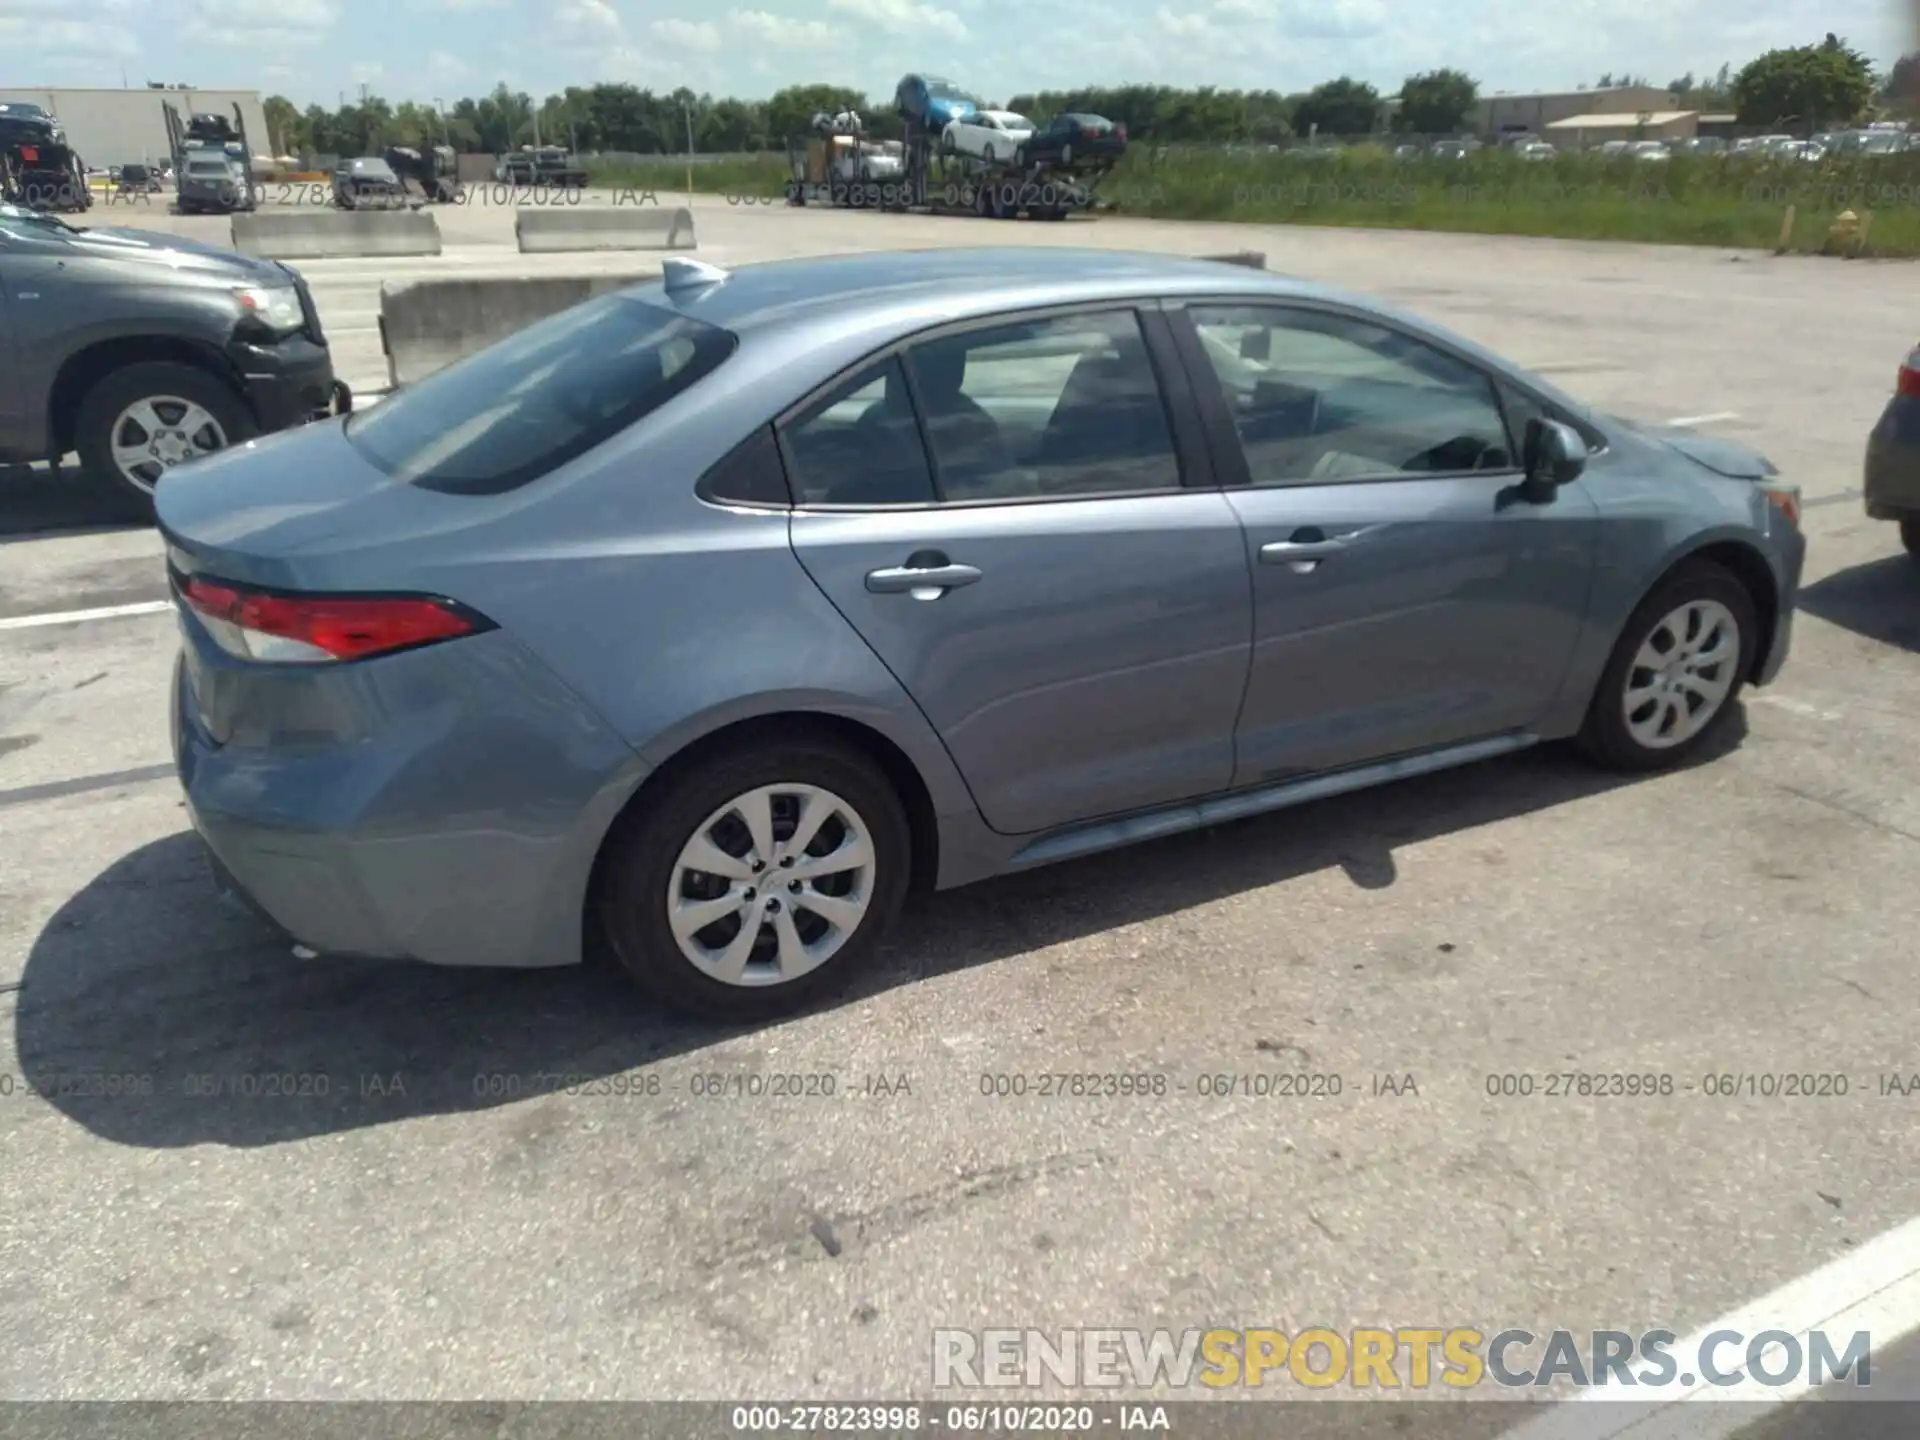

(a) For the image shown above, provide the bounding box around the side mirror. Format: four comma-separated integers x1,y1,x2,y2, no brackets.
1523,418,1588,496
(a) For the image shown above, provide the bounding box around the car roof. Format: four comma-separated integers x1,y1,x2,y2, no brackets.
656,247,1307,325
636,246,1597,413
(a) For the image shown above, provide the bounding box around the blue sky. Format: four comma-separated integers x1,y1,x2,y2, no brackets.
4,0,1912,109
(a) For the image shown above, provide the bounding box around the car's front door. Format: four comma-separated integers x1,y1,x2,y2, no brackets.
785,304,1253,836
0,222,62,459
1169,300,1600,785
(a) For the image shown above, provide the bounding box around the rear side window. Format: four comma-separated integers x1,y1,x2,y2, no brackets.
781,358,937,506
345,295,735,495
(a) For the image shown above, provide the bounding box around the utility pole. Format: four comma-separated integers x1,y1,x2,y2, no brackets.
683,100,695,207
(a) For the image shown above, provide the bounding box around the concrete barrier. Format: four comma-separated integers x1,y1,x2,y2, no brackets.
514,205,696,254
230,209,443,260
378,275,655,388
1198,251,1267,269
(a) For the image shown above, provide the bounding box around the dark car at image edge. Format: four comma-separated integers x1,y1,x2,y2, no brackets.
0,203,347,510
1865,341,1920,560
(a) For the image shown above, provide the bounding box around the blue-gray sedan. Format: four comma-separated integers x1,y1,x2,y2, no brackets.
158,248,1806,1018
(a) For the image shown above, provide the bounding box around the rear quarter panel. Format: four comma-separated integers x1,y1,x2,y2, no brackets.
343,374,990,840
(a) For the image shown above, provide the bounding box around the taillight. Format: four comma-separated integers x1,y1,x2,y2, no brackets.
1898,347,1920,399
178,575,490,664
20,146,38,162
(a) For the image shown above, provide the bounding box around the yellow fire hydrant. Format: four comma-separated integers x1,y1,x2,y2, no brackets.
1826,209,1864,257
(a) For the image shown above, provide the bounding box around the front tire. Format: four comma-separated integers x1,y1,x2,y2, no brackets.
595,733,912,1020
1576,559,1757,772
1901,517,1920,560
74,362,257,513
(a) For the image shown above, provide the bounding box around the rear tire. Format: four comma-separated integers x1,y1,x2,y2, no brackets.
74,361,257,514
594,733,912,1021
1901,518,1920,560
1575,559,1757,772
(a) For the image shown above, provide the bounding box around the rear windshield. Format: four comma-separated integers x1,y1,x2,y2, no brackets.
343,294,737,495
187,161,227,175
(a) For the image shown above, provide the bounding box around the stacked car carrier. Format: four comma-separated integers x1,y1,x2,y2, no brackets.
784,84,1123,220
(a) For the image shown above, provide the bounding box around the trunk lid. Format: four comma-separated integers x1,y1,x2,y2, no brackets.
154,419,483,593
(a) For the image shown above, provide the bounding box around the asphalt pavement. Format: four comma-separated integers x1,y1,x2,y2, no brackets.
1,197,1917,1419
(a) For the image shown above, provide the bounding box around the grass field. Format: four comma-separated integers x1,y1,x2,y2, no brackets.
590,148,1920,257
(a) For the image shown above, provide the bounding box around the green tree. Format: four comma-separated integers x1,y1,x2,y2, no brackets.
1884,53,1920,114
1396,69,1477,134
262,95,309,156
1691,63,1736,111
764,84,869,142
1733,36,1875,128
1292,77,1381,137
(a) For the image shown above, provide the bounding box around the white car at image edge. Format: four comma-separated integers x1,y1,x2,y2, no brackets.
943,110,1035,164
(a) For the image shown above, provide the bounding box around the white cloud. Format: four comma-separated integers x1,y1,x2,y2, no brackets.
826,0,965,41
1274,0,1385,38
183,0,336,45
410,0,506,9
350,62,385,85
651,16,722,50
424,49,470,84
1212,0,1272,16
0,15,136,54
727,8,837,45
556,0,622,41
1156,6,1216,37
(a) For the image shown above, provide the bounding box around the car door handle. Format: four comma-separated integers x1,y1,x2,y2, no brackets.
865,562,983,596
1260,539,1347,561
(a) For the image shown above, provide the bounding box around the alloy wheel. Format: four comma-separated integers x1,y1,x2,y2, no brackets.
1622,598,1740,749
665,783,876,987
110,396,228,492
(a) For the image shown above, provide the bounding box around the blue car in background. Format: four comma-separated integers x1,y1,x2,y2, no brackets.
895,74,979,129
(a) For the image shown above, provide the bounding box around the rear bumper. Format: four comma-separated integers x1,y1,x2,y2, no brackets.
228,334,340,431
1864,396,1920,521
170,621,650,970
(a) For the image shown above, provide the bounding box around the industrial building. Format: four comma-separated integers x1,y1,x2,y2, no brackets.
1472,84,1685,137
0,87,272,170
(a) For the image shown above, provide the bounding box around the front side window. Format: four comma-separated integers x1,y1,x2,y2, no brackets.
1187,305,1517,485
345,294,735,495
903,309,1182,502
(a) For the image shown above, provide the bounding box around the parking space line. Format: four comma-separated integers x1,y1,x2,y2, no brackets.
1665,412,1742,428
0,600,171,631
1750,694,1843,722
1498,1215,1920,1437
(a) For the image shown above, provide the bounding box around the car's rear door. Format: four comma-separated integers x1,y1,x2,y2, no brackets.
784,302,1253,836
1167,298,1600,785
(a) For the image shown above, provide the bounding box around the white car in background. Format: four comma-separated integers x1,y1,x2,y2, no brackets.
942,109,1034,165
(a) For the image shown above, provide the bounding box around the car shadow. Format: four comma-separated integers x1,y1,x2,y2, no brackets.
1798,554,1920,653
0,460,150,542
15,714,1745,1149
